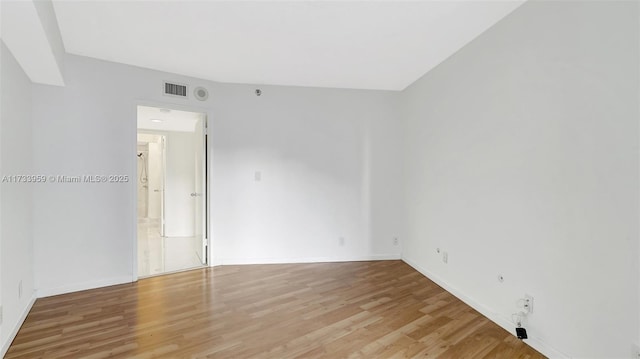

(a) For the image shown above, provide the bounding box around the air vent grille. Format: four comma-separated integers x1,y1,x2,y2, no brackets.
164,81,188,97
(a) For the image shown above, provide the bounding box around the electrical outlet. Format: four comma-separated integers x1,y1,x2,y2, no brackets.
393,237,399,246
18,280,22,299
254,171,261,181
442,252,448,263
339,237,345,246
524,294,534,313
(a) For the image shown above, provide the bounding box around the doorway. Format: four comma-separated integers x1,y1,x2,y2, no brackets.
136,105,208,277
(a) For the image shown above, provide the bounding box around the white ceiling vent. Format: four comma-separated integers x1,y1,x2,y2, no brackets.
194,86,209,101
163,81,188,98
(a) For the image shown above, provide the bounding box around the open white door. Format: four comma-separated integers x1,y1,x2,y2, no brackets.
137,105,208,277
193,116,207,264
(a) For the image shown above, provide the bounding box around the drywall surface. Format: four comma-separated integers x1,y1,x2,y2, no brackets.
32,54,403,295
210,83,403,264
0,42,36,355
401,1,639,357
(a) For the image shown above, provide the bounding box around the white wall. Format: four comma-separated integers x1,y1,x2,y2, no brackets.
0,42,36,355
0,40,4,354
401,1,639,358
31,53,403,295
210,83,403,264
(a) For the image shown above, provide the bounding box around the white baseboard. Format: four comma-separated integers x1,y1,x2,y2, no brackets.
37,275,134,298
220,254,401,265
0,292,37,358
401,256,569,359
210,258,223,267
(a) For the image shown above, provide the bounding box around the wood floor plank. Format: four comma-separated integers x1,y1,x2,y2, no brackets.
6,261,545,358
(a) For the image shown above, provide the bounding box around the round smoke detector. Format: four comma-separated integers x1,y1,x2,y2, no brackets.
194,86,209,101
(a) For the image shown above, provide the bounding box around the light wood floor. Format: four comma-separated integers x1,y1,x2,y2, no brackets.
6,261,545,358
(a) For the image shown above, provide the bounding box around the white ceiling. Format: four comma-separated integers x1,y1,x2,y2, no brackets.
52,1,525,91
137,106,204,132
2,1,65,86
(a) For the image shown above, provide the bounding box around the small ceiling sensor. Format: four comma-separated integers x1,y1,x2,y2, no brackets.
255,89,262,96
194,86,209,101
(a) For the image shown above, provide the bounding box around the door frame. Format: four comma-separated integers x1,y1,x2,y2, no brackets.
193,115,208,265
132,101,211,281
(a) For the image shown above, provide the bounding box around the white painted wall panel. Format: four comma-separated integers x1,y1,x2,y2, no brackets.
0,42,36,356
401,1,639,357
31,54,403,294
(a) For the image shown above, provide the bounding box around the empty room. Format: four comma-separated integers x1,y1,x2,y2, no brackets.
0,0,638,358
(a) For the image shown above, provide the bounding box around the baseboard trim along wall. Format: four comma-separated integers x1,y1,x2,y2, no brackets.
401,256,569,359
1,293,37,358
219,254,402,266
36,275,135,298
